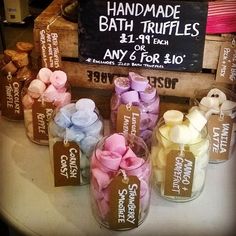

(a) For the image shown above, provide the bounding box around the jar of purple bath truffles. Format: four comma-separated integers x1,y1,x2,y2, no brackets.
48,98,104,186
110,72,159,148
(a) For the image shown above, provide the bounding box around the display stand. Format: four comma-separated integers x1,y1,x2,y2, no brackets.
0,118,235,236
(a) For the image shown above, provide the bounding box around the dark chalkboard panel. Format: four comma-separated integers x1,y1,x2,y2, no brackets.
79,0,208,72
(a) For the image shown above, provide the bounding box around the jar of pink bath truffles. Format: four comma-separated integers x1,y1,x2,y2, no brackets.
151,109,210,202
48,98,104,186
192,86,236,163
90,133,151,230
110,72,159,148
22,68,71,145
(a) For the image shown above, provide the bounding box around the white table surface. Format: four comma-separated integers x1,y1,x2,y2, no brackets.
0,118,236,236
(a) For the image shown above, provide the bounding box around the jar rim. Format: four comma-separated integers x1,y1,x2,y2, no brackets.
157,117,209,146
94,133,150,172
193,85,236,113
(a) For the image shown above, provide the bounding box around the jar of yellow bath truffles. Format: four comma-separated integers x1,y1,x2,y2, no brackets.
192,86,236,163
151,109,210,202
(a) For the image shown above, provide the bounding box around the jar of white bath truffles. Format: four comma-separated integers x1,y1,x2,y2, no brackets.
22,68,71,145
48,98,103,186
192,86,236,163
151,109,210,202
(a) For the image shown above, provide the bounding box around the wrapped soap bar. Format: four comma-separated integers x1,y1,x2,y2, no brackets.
151,109,210,202
90,133,151,230
110,72,159,148
22,67,71,145
0,42,33,121
48,98,104,186
192,86,236,163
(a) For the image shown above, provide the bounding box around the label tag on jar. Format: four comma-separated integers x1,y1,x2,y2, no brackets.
116,104,140,136
164,150,195,197
32,100,55,141
53,141,80,187
108,175,140,230
1,73,24,120
39,29,62,70
208,115,233,161
216,41,236,83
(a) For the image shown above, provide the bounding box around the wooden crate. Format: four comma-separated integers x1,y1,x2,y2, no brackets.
33,0,234,118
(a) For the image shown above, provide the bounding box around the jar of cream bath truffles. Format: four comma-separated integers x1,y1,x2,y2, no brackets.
90,133,151,230
110,72,159,148
0,42,33,120
151,109,210,202
192,86,236,163
48,98,103,186
22,68,71,145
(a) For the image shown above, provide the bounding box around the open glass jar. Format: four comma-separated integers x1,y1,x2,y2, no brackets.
151,110,210,202
48,99,104,186
22,68,71,145
90,133,151,230
110,72,160,149
191,86,236,163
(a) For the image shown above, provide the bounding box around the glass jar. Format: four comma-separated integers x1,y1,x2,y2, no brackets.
191,85,236,163
110,72,160,149
151,110,209,202
48,99,104,186
0,46,33,121
90,133,151,230
22,68,71,145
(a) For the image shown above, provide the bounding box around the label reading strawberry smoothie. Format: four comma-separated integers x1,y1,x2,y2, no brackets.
108,175,140,230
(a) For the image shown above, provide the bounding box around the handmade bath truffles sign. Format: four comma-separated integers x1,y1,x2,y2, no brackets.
79,0,208,72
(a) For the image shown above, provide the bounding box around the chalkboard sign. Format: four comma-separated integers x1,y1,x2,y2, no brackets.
78,0,208,72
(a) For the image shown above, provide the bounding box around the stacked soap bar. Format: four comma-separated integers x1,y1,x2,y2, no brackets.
90,133,151,226
22,68,71,144
49,99,103,185
195,87,236,162
151,109,209,201
0,42,33,120
197,88,236,119
111,72,159,146
0,42,33,76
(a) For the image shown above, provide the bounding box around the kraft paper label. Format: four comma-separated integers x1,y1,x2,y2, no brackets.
116,104,140,136
208,115,233,161
39,29,62,70
216,41,236,83
32,100,55,141
108,175,140,230
1,74,24,120
53,141,80,187
164,150,195,197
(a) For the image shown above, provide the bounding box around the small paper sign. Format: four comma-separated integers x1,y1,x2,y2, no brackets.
216,41,236,83
208,115,234,161
116,104,140,136
39,29,62,70
108,175,140,230
53,141,80,187
32,100,55,141
1,74,24,120
164,150,195,197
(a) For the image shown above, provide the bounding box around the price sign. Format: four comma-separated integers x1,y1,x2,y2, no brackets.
79,0,208,72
